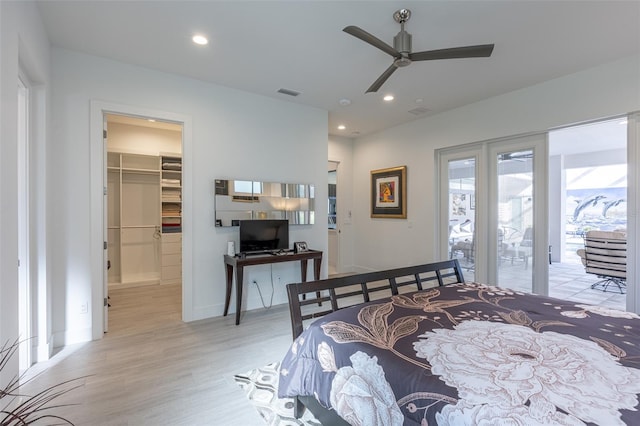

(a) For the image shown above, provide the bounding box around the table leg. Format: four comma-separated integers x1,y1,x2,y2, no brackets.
235,265,244,325
310,257,323,305
300,260,309,301
313,257,322,280
223,263,233,317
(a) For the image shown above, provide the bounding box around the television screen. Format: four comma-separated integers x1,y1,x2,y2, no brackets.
239,219,289,254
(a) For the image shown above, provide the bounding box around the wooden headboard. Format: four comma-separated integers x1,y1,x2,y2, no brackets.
285,259,465,339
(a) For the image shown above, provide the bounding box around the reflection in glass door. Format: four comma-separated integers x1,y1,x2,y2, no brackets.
497,150,533,291
448,158,476,282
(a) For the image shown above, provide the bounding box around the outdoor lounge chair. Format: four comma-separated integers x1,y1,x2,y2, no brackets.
577,230,626,293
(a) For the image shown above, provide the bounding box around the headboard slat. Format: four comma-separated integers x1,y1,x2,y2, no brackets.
286,259,465,339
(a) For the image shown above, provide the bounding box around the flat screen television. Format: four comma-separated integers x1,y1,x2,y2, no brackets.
239,219,289,254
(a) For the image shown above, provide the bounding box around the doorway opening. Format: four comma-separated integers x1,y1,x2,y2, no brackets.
548,117,627,310
328,161,339,275
104,113,183,335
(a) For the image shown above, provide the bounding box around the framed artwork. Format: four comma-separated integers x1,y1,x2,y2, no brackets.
294,241,308,253
371,166,407,218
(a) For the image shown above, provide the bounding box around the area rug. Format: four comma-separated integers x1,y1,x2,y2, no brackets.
234,362,321,426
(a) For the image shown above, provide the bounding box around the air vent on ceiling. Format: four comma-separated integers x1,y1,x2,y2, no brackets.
408,106,430,116
277,88,301,97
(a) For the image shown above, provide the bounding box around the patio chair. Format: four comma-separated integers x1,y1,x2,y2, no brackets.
576,230,626,293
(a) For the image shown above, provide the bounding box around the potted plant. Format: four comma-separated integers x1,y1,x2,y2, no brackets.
1,339,82,425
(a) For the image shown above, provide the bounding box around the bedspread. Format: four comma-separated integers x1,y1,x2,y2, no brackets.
278,282,640,425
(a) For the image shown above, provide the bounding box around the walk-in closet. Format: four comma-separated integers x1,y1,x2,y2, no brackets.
105,114,183,322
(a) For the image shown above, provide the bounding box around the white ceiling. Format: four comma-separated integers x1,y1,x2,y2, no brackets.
549,118,628,156
36,1,640,137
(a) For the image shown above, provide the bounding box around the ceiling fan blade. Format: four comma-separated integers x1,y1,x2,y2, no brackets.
410,44,495,61
366,64,398,93
343,25,399,57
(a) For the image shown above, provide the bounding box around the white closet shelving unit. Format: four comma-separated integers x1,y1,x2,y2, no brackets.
107,152,162,288
160,154,182,284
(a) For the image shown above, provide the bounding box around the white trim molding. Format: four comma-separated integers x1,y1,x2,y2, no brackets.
89,100,193,340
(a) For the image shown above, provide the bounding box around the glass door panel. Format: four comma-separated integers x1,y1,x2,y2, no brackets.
448,158,476,281
497,150,534,291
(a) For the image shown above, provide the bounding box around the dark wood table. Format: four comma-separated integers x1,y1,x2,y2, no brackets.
223,250,323,325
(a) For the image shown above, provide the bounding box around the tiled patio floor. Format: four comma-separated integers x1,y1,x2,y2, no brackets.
455,253,626,312
548,260,626,311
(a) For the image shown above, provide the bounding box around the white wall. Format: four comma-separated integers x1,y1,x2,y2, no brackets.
0,1,51,380
50,48,328,345
352,55,640,272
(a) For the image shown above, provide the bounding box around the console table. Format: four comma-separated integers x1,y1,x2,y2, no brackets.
223,250,323,325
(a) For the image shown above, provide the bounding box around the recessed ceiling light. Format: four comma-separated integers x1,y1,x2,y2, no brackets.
339,98,351,106
337,125,346,130
192,35,208,45
383,95,394,102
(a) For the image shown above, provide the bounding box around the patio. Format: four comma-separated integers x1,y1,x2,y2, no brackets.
453,251,626,312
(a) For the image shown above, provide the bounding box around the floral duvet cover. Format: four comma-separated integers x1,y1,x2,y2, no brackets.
278,283,640,426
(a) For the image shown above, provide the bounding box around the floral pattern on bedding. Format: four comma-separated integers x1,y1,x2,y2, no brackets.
278,283,640,426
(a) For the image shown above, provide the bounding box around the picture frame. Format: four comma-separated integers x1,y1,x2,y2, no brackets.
294,241,308,253
371,166,407,218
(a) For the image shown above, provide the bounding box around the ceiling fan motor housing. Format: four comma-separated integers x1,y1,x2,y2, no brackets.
393,30,412,66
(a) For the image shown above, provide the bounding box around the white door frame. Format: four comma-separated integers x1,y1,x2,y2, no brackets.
627,112,640,313
101,116,109,332
487,134,549,294
17,74,32,370
89,101,193,339
328,161,340,274
436,146,484,281
436,133,548,293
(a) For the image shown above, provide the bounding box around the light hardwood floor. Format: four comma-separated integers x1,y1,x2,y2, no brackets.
23,283,292,425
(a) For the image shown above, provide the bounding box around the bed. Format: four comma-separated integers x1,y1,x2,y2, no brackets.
278,259,640,425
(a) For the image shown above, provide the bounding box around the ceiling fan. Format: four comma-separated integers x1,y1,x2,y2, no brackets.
498,151,533,162
344,8,495,93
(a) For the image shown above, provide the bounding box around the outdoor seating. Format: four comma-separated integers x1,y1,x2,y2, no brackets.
576,230,626,293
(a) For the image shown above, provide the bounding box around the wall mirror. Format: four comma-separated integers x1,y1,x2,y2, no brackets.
214,179,315,226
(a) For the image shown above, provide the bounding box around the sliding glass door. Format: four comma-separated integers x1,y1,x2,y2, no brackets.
447,158,477,281
438,134,548,294
495,149,534,292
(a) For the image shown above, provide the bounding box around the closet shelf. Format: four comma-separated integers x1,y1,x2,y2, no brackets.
122,168,160,175
108,150,182,288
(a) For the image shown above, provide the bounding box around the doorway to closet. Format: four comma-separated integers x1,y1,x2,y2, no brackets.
105,113,183,334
